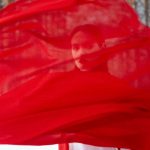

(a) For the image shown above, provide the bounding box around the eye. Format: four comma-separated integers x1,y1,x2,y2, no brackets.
72,44,80,51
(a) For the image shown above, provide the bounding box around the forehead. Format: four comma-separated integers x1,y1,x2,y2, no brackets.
71,31,96,44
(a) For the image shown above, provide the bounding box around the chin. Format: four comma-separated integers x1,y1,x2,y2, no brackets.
75,62,89,71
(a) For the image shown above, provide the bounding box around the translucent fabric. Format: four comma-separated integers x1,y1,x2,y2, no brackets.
0,0,150,149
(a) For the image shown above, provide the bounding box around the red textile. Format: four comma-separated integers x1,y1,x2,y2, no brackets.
59,143,69,150
0,0,150,149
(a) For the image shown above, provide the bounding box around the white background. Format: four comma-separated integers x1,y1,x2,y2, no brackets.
0,145,58,150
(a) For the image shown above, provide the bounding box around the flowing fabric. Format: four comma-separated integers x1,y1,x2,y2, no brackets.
0,0,150,149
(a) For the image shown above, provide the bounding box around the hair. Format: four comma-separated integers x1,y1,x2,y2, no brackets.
70,24,104,46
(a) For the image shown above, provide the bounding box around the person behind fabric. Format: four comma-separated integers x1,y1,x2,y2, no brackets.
70,24,107,72
68,24,121,150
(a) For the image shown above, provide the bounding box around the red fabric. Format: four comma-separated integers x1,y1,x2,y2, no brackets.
59,143,69,150
0,0,150,149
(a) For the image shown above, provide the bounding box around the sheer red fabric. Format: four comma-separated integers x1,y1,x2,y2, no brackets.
0,0,150,149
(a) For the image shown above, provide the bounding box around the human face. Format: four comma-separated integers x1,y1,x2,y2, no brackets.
71,31,102,71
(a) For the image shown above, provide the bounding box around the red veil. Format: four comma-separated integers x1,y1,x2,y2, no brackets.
0,0,150,149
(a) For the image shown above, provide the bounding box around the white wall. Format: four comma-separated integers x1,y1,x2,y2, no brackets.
0,144,58,150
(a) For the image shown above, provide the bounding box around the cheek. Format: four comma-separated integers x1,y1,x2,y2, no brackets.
72,50,79,59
